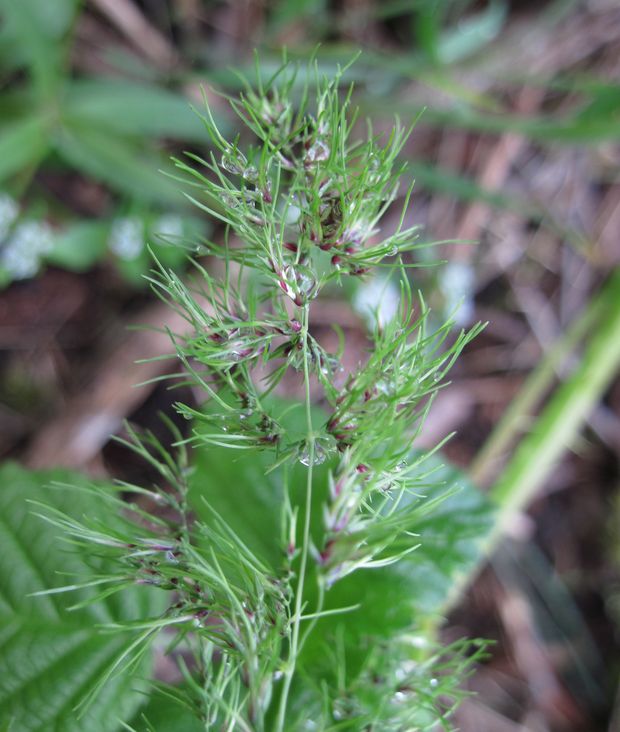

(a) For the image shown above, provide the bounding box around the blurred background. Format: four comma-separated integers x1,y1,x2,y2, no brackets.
0,0,619,730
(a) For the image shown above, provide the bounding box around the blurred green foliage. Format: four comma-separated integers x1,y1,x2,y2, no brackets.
0,463,165,731
0,0,214,284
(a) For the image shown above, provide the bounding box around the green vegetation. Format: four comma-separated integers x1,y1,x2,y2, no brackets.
1,1,619,729
1,61,493,730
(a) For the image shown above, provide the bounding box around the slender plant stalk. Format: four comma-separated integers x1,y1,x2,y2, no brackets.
276,304,314,732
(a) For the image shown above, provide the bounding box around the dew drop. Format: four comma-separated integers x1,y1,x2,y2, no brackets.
305,139,330,165
376,379,395,396
298,438,334,467
221,150,246,175
297,270,316,296
243,165,258,182
222,194,238,209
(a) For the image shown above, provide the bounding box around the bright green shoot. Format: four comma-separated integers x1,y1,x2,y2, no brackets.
33,58,488,731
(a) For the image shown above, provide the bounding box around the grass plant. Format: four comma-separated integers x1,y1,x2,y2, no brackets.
18,59,494,731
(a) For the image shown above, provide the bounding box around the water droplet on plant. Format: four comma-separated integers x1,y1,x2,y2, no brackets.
285,204,301,225
298,444,315,467
430,677,438,688
296,266,317,298
242,191,257,207
305,139,330,165
221,149,246,175
376,379,395,396
298,437,335,466
243,165,258,182
222,194,238,209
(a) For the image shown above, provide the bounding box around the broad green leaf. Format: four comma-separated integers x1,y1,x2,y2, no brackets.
0,115,49,184
54,123,179,205
46,221,109,271
128,688,203,732
298,454,493,677
190,444,292,566
188,398,331,568
0,462,163,731
189,399,493,667
63,80,216,143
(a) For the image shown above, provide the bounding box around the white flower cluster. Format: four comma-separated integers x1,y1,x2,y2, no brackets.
439,260,475,326
156,214,183,240
108,214,184,259
0,195,55,280
353,275,400,329
108,217,144,260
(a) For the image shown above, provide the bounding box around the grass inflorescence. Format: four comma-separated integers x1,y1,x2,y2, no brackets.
37,57,487,731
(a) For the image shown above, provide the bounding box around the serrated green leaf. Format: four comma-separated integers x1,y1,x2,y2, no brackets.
189,443,306,569
188,399,330,568
298,454,493,678
128,688,204,732
189,398,493,673
63,79,216,143
0,462,163,731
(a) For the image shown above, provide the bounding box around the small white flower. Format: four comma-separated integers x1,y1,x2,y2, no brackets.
353,275,400,329
0,246,38,279
284,203,301,225
0,220,55,280
156,214,183,239
439,261,475,326
109,217,144,260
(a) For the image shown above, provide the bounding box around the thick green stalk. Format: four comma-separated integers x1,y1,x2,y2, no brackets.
470,284,605,487
490,268,620,533
444,268,620,614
